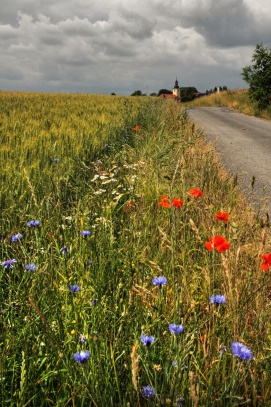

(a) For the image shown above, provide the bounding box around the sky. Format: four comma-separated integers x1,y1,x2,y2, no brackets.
1,0,271,95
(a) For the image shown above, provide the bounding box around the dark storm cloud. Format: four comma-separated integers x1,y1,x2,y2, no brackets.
0,0,270,94
178,0,268,47
152,0,271,48
109,8,155,40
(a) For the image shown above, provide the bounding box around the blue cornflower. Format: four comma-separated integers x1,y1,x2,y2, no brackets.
60,246,69,254
210,294,226,304
69,285,80,292
141,333,155,347
53,158,59,163
152,276,167,287
78,334,87,344
168,323,184,335
231,342,253,361
74,350,90,363
81,230,91,237
25,263,36,271
2,259,17,269
142,385,155,398
11,233,23,243
26,220,40,227
89,260,93,266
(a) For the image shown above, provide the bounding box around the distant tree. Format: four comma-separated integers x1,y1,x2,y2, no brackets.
242,43,271,110
179,87,198,102
111,92,116,95
150,92,157,96
222,86,228,91
158,89,172,96
130,90,143,96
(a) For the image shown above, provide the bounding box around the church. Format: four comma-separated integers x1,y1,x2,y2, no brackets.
158,78,181,101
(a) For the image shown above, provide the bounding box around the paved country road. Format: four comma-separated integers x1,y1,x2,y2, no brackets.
187,107,271,214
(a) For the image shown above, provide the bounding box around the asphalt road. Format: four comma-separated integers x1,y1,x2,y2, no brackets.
188,107,271,214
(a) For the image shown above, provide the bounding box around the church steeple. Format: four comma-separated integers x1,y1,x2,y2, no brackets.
172,78,181,99
174,78,179,89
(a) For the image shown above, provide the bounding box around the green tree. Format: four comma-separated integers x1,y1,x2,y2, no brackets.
242,43,271,110
179,87,198,102
130,90,143,96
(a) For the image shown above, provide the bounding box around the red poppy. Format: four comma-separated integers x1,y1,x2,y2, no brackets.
132,125,141,131
215,211,229,222
158,198,171,208
172,198,184,208
188,188,203,198
205,236,231,252
260,253,271,271
124,201,135,213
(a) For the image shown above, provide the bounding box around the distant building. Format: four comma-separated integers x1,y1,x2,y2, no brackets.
158,79,181,101
172,78,181,100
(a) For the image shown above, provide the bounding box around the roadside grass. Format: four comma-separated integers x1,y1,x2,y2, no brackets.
1,92,271,406
185,89,271,120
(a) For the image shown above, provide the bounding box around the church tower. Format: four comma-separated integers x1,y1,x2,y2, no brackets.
172,78,181,99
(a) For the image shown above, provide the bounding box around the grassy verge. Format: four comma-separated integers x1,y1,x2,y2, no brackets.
185,89,271,120
1,92,271,406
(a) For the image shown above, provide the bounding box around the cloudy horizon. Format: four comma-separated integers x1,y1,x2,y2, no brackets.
1,0,271,95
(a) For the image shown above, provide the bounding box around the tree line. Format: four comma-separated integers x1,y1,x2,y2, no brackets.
130,86,228,102
128,43,271,110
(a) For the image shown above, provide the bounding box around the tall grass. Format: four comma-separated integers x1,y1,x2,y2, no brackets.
186,89,271,120
1,91,271,406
